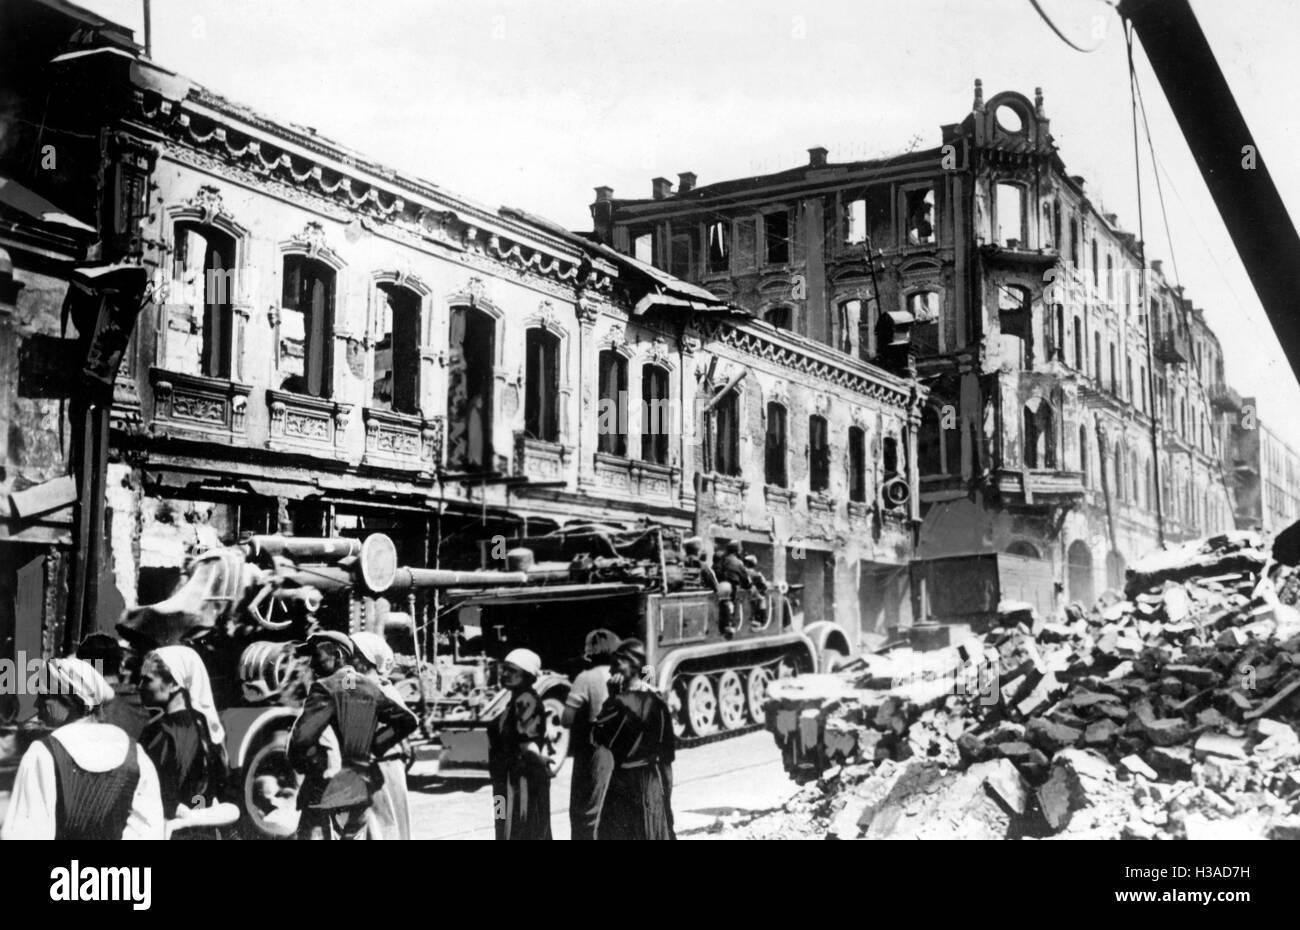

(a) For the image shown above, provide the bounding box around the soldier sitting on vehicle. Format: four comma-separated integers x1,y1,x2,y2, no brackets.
681,537,718,592
744,554,770,628
718,540,752,639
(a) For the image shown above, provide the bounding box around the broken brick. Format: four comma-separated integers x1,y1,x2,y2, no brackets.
1192,732,1248,761
1026,718,1081,753
1119,754,1158,780
1144,746,1193,779
1084,718,1117,747
1166,664,1219,689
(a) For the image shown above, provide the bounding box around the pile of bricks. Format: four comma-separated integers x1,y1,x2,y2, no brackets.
761,530,1300,839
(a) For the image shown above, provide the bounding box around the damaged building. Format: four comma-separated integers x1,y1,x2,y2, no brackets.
590,80,1238,639
0,1,161,714
0,0,921,695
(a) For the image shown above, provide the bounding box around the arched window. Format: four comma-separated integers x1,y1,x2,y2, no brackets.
1007,540,1040,559
848,426,867,503
996,182,1025,246
447,305,495,469
713,391,740,477
175,222,237,379
836,299,860,355
765,402,788,487
809,415,830,492
524,328,561,442
640,363,670,465
1078,425,1089,485
908,291,941,356
1023,400,1054,469
1000,286,1031,370
1073,316,1083,370
1093,331,1102,382
1068,539,1093,606
281,254,335,397
372,283,421,414
1113,446,1124,501
597,350,627,456
764,306,792,330
883,436,899,475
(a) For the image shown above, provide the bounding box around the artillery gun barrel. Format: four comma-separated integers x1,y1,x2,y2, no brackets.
385,566,529,594
246,535,361,564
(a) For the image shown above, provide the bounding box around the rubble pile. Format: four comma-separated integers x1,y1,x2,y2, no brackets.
752,531,1300,840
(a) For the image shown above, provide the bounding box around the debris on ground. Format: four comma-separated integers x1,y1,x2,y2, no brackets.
740,528,1300,840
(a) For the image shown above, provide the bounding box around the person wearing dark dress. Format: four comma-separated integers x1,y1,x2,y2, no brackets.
487,648,552,840
288,631,418,841
138,645,229,825
1,657,164,839
562,629,618,840
592,639,676,841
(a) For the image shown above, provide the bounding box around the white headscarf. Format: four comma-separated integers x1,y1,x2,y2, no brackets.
39,657,114,709
150,645,225,748
349,632,394,677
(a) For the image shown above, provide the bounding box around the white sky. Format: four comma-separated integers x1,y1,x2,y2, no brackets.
81,0,1300,450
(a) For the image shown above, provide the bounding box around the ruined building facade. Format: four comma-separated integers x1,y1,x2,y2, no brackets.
0,0,919,684
591,81,1236,629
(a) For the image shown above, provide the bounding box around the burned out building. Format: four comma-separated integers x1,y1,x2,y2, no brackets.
0,0,922,682
591,80,1237,633
0,0,168,718
1225,416,1300,536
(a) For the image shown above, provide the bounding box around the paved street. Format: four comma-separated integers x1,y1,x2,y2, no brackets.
407,730,796,839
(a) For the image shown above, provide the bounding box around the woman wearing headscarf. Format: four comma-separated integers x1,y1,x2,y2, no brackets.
350,631,417,841
487,648,552,840
2,657,165,839
562,628,618,840
591,638,676,840
138,645,229,827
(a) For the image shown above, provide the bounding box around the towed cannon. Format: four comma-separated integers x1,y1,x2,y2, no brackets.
116,532,535,838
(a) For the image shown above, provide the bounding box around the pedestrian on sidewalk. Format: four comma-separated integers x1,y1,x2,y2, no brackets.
487,648,552,840
350,631,417,840
2,657,164,840
592,638,675,840
562,628,618,840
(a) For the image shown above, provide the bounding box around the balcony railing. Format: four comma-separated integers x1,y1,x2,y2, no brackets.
1209,383,1243,413
149,367,252,443
267,389,352,458
593,453,678,501
1153,329,1190,364
513,433,572,482
362,407,442,476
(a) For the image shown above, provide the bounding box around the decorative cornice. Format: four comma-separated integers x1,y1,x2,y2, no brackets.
698,319,911,409
138,92,616,297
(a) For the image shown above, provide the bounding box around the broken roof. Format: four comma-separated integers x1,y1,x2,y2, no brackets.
500,205,740,316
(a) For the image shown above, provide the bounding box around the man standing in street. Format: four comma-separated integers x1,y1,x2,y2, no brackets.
562,629,619,840
288,630,418,840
